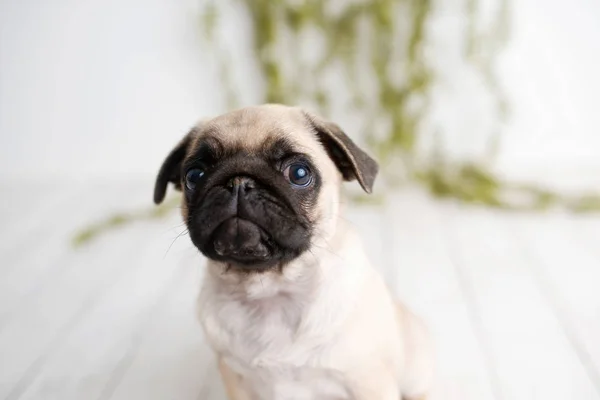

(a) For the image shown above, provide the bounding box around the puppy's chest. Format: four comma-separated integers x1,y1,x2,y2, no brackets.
203,296,353,399
227,357,352,400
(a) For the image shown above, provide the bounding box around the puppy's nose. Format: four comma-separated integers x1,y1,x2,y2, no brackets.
227,176,255,193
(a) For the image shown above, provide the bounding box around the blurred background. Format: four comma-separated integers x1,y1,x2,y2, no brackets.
1,0,599,399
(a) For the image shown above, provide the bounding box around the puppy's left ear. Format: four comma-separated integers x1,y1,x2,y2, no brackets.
303,111,379,193
153,129,197,204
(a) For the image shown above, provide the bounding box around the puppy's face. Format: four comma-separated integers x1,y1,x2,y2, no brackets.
154,105,378,272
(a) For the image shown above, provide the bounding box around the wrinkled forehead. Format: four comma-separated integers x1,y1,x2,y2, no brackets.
191,106,321,155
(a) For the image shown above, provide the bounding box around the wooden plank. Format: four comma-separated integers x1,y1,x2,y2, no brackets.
12,218,195,400
386,190,497,400
441,205,600,400
0,182,74,239
0,206,183,399
103,252,215,400
0,185,155,326
0,239,139,398
511,213,600,395
0,189,77,258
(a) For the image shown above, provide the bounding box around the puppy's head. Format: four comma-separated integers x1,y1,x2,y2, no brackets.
154,105,378,272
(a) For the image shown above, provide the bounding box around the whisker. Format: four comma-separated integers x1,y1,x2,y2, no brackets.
164,229,190,259
308,230,343,260
161,221,188,235
310,242,343,260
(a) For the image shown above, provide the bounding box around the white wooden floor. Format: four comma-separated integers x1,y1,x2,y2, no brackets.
1,180,600,400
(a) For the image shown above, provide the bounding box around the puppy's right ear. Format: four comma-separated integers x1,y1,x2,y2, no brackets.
153,129,197,204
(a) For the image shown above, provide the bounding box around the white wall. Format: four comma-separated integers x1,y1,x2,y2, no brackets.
0,0,221,182
495,0,600,186
1,0,599,187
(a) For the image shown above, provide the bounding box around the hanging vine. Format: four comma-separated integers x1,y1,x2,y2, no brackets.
201,0,600,211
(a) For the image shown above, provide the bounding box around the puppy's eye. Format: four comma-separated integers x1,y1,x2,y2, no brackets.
185,168,205,191
284,163,312,187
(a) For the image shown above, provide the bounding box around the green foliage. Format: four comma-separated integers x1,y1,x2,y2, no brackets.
72,196,180,247
203,0,487,190
229,0,434,159
201,0,598,211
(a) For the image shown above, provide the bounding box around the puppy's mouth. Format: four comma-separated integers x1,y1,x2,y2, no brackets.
210,217,274,267
187,173,312,271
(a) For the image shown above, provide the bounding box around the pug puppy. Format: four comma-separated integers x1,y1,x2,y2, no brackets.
153,104,432,400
